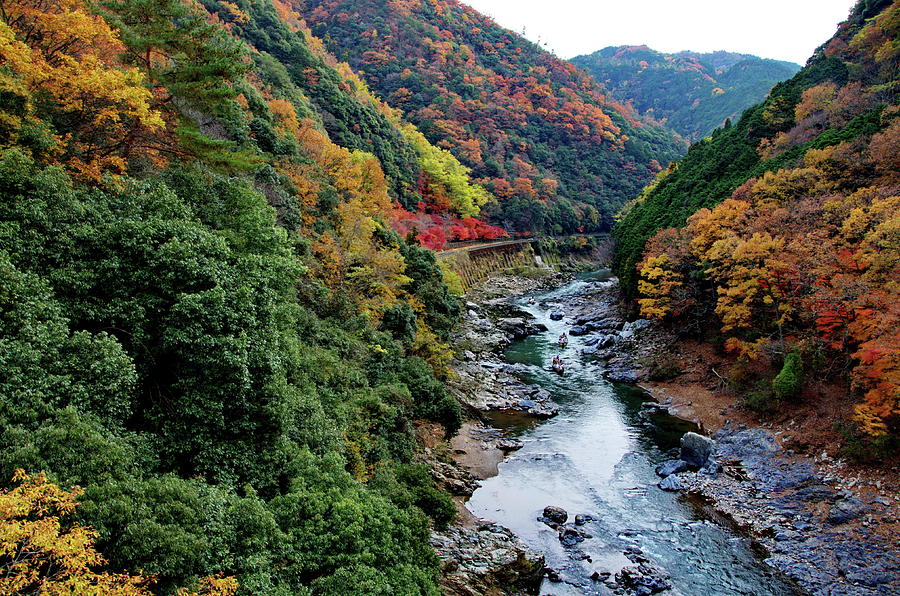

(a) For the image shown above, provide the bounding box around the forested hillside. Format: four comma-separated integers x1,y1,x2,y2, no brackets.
300,0,685,234
616,0,899,446
0,0,488,593
571,46,800,140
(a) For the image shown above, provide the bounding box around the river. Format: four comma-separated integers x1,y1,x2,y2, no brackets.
466,273,798,595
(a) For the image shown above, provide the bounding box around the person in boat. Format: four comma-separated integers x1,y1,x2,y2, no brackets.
551,355,563,370
528,297,536,305
558,332,568,344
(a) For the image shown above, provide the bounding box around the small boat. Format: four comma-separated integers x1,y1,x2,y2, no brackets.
558,334,568,347
550,357,565,374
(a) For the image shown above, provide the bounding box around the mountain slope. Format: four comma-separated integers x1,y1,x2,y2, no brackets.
616,0,899,442
0,0,490,592
571,46,800,141
301,0,685,234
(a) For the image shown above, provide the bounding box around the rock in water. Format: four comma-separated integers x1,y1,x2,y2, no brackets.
616,563,672,595
680,431,715,469
655,459,688,478
658,475,684,491
557,524,590,546
549,312,563,321
542,505,568,524
574,514,594,526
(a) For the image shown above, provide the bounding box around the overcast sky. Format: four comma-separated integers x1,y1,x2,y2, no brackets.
461,0,857,65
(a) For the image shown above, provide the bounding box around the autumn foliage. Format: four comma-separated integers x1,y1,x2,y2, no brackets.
638,116,899,434
0,470,238,595
0,0,164,179
299,0,683,233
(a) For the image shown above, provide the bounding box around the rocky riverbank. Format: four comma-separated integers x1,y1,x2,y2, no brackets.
637,355,900,590
430,271,568,595
432,267,899,596
646,422,900,595
431,269,683,595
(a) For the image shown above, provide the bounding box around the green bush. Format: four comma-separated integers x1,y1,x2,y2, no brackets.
772,351,804,401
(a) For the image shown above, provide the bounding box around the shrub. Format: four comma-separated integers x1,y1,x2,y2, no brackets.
772,351,804,401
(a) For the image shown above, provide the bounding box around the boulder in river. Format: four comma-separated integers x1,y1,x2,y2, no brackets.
616,563,672,595
549,311,563,321
655,459,689,478
574,514,594,526
569,325,588,336
680,431,716,469
557,524,590,547
542,505,568,524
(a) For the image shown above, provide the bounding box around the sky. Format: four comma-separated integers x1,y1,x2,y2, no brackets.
460,0,857,65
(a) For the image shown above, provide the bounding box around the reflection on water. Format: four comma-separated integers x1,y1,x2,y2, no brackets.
467,276,797,595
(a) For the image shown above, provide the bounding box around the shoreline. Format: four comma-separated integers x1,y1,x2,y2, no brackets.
641,379,900,595
429,269,572,595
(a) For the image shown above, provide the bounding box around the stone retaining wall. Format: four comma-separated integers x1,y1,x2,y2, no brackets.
438,243,541,291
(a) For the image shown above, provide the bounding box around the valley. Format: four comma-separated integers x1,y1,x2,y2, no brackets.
0,0,896,594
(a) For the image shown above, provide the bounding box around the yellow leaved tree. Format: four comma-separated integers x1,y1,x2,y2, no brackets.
0,0,164,180
0,470,237,596
0,469,151,595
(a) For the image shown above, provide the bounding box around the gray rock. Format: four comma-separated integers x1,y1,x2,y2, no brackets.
549,312,563,321
616,563,671,595
658,475,684,491
641,402,669,415
655,459,689,478
431,523,544,595
826,498,868,525
585,318,624,332
574,514,594,526
680,431,716,469
604,365,640,384
558,524,590,547
598,334,617,347
496,437,524,452
569,325,588,336
462,350,476,362
542,505,568,524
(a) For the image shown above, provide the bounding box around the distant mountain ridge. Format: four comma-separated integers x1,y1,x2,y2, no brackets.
571,46,801,140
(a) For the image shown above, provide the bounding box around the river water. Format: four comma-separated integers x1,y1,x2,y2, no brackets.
466,274,798,595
